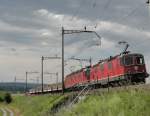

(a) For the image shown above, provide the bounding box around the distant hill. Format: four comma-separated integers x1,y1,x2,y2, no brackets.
0,82,40,92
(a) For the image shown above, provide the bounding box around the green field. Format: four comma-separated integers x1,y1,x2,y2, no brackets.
57,88,150,116
0,110,2,116
0,91,67,116
9,94,65,116
0,91,6,102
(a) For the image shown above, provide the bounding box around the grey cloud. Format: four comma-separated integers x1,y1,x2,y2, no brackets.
0,0,150,81
10,48,16,52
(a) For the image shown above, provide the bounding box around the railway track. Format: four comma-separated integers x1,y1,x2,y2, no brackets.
28,82,150,95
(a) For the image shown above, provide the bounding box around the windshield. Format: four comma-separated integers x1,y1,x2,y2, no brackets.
136,56,144,64
124,56,133,65
120,56,133,66
120,55,144,66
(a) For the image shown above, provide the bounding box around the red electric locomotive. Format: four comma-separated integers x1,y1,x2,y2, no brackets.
64,45,149,90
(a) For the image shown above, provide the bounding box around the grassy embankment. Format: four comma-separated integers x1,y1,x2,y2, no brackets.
57,88,150,116
0,91,70,116
9,94,66,116
0,110,2,116
0,91,66,116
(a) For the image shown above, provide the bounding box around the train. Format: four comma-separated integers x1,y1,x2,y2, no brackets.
64,50,149,91
29,44,149,94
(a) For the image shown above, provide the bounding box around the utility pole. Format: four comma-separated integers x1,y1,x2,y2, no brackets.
14,76,16,92
25,71,39,93
61,27,101,94
26,72,27,92
41,56,61,93
41,56,44,93
56,72,58,90
14,77,25,92
62,27,64,94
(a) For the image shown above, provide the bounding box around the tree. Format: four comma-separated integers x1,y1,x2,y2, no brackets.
4,93,12,104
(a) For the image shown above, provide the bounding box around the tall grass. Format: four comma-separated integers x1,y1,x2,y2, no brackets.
57,89,150,116
10,94,64,116
0,91,6,102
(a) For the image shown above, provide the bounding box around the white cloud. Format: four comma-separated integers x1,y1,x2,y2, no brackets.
34,9,49,16
41,41,48,46
39,29,53,37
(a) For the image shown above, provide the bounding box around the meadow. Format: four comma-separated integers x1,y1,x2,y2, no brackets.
57,88,150,116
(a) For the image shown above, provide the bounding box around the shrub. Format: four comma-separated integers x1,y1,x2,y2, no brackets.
4,93,12,104
0,96,4,102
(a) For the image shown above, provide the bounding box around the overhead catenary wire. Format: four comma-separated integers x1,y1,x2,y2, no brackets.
94,0,112,28
95,1,146,31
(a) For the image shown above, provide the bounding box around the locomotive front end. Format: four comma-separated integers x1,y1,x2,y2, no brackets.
121,53,149,83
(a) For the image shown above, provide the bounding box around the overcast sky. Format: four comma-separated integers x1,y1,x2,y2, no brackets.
0,0,150,83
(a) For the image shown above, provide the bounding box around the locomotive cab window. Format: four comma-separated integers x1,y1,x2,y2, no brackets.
124,56,133,66
136,56,144,65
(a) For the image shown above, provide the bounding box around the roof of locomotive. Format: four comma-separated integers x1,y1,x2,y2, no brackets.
65,68,85,78
121,52,143,57
94,52,143,66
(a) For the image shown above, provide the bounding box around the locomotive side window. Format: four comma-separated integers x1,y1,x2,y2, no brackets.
108,61,112,69
100,64,104,71
120,57,124,66
125,56,133,66
94,67,98,73
136,56,144,64
85,67,90,79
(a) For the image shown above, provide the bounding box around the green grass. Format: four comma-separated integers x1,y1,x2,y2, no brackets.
9,94,65,116
0,109,2,116
0,91,6,102
57,89,150,116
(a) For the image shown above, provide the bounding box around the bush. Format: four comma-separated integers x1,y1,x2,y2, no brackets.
4,93,12,104
0,96,4,102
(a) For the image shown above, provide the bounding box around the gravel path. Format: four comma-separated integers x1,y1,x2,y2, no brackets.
0,107,14,116
0,108,7,116
5,107,14,116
